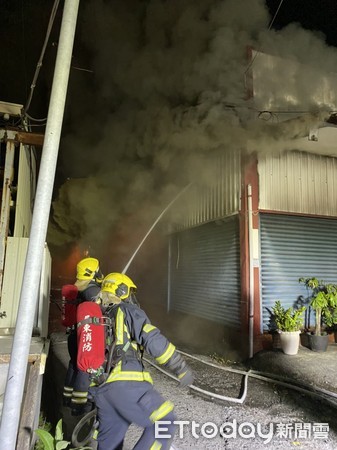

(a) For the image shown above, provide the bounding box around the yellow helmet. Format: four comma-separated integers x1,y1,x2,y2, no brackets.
76,257,103,283
101,272,137,300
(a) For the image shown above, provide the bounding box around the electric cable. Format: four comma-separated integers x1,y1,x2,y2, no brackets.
23,0,61,115
23,123,47,128
267,0,286,31
244,0,285,75
24,113,48,122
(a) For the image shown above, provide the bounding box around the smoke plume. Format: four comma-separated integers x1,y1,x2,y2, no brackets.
48,0,337,250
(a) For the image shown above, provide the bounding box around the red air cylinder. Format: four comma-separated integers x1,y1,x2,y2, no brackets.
77,301,105,372
61,284,79,327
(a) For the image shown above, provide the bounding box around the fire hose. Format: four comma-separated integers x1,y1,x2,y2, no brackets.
71,349,337,447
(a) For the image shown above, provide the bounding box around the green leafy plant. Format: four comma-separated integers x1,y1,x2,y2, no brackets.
271,300,305,332
321,284,337,330
299,277,337,336
35,419,69,450
34,418,92,450
34,414,52,450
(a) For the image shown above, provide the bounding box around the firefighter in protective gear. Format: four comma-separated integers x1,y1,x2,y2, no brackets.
62,257,104,415
89,272,194,450
75,257,104,294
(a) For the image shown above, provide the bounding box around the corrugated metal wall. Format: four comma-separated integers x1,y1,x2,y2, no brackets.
258,151,337,216
170,151,241,231
169,216,241,327
0,237,28,331
0,238,51,335
260,214,337,331
14,145,36,237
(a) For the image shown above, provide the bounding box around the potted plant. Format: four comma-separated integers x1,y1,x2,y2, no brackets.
319,283,337,343
325,322,337,343
299,277,337,352
265,306,281,350
271,300,306,355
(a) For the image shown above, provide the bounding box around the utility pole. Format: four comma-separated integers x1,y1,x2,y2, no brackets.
0,1,80,448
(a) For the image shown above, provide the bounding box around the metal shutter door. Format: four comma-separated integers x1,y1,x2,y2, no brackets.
260,214,337,331
169,216,241,327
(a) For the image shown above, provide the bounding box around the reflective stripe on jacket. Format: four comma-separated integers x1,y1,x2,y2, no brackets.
105,302,176,384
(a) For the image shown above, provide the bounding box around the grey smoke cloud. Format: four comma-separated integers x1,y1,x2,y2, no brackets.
48,0,337,248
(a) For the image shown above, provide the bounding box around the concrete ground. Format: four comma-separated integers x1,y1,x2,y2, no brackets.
249,343,337,393
41,332,337,449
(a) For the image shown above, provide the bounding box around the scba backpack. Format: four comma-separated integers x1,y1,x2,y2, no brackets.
76,302,135,385
76,302,107,377
61,284,79,328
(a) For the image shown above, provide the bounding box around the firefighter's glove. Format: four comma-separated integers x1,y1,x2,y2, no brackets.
177,365,194,387
165,351,194,387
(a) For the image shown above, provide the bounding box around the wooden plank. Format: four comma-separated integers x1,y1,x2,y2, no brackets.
16,358,43,450
0,354,41,364
15,131,44,147
0,337,46,363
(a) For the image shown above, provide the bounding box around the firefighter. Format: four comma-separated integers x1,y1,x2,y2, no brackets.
62,257,104,415
88,272,194,450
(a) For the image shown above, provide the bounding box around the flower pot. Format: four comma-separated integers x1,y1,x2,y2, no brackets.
272,332,282,350
300,332,311,349
279,330,301,355
308,333,329,352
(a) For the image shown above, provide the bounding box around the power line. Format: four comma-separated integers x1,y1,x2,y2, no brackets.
23,0,61,115
244,0,285,76
268,0,285,30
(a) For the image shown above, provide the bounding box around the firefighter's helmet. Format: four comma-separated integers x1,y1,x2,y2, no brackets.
101,272,137,301
76,257,103,283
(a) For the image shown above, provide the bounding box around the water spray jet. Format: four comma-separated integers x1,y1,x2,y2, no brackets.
122,183,192,274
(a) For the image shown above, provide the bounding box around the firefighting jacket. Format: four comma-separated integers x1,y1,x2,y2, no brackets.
103,302,178,384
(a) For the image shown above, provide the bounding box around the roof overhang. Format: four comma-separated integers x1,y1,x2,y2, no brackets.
285,124,337,157
0,101,22,117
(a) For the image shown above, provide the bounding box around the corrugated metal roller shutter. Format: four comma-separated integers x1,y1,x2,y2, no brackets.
260,214,337,331
169,216,241,327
